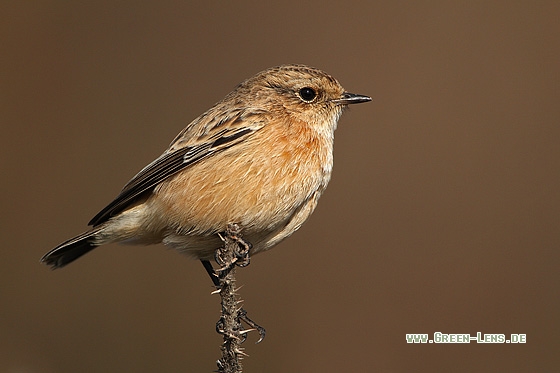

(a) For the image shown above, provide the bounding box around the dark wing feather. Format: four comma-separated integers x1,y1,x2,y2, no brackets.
88,126,255,226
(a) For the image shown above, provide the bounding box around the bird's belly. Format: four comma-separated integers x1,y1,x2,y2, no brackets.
148,140,330,250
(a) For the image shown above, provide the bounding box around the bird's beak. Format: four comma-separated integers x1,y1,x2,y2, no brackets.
332,92,372,105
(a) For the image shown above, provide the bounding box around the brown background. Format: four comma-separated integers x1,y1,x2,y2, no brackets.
1,1,559,372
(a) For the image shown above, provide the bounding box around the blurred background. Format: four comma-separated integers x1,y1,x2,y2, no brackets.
1,1,559,372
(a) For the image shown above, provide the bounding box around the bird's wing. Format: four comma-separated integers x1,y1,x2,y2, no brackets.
88,110,267,226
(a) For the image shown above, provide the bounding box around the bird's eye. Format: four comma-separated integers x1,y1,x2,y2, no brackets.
298,87,317,102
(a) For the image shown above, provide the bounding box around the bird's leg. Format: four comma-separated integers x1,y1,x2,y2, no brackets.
201,259,220,289
214,224,252,270
200,224,251,290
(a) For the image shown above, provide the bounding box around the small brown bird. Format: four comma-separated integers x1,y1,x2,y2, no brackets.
41,64,371,271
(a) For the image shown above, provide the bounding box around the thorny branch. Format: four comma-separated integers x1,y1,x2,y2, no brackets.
212,223,265,373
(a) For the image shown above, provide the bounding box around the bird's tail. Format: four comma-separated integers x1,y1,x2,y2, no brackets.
41,229,101,269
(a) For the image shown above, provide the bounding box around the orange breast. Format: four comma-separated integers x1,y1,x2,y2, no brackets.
149,117,333,237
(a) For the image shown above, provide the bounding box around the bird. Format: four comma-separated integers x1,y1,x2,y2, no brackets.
41,64,371,273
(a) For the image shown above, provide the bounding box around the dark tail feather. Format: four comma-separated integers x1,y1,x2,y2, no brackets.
41,230,100,269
